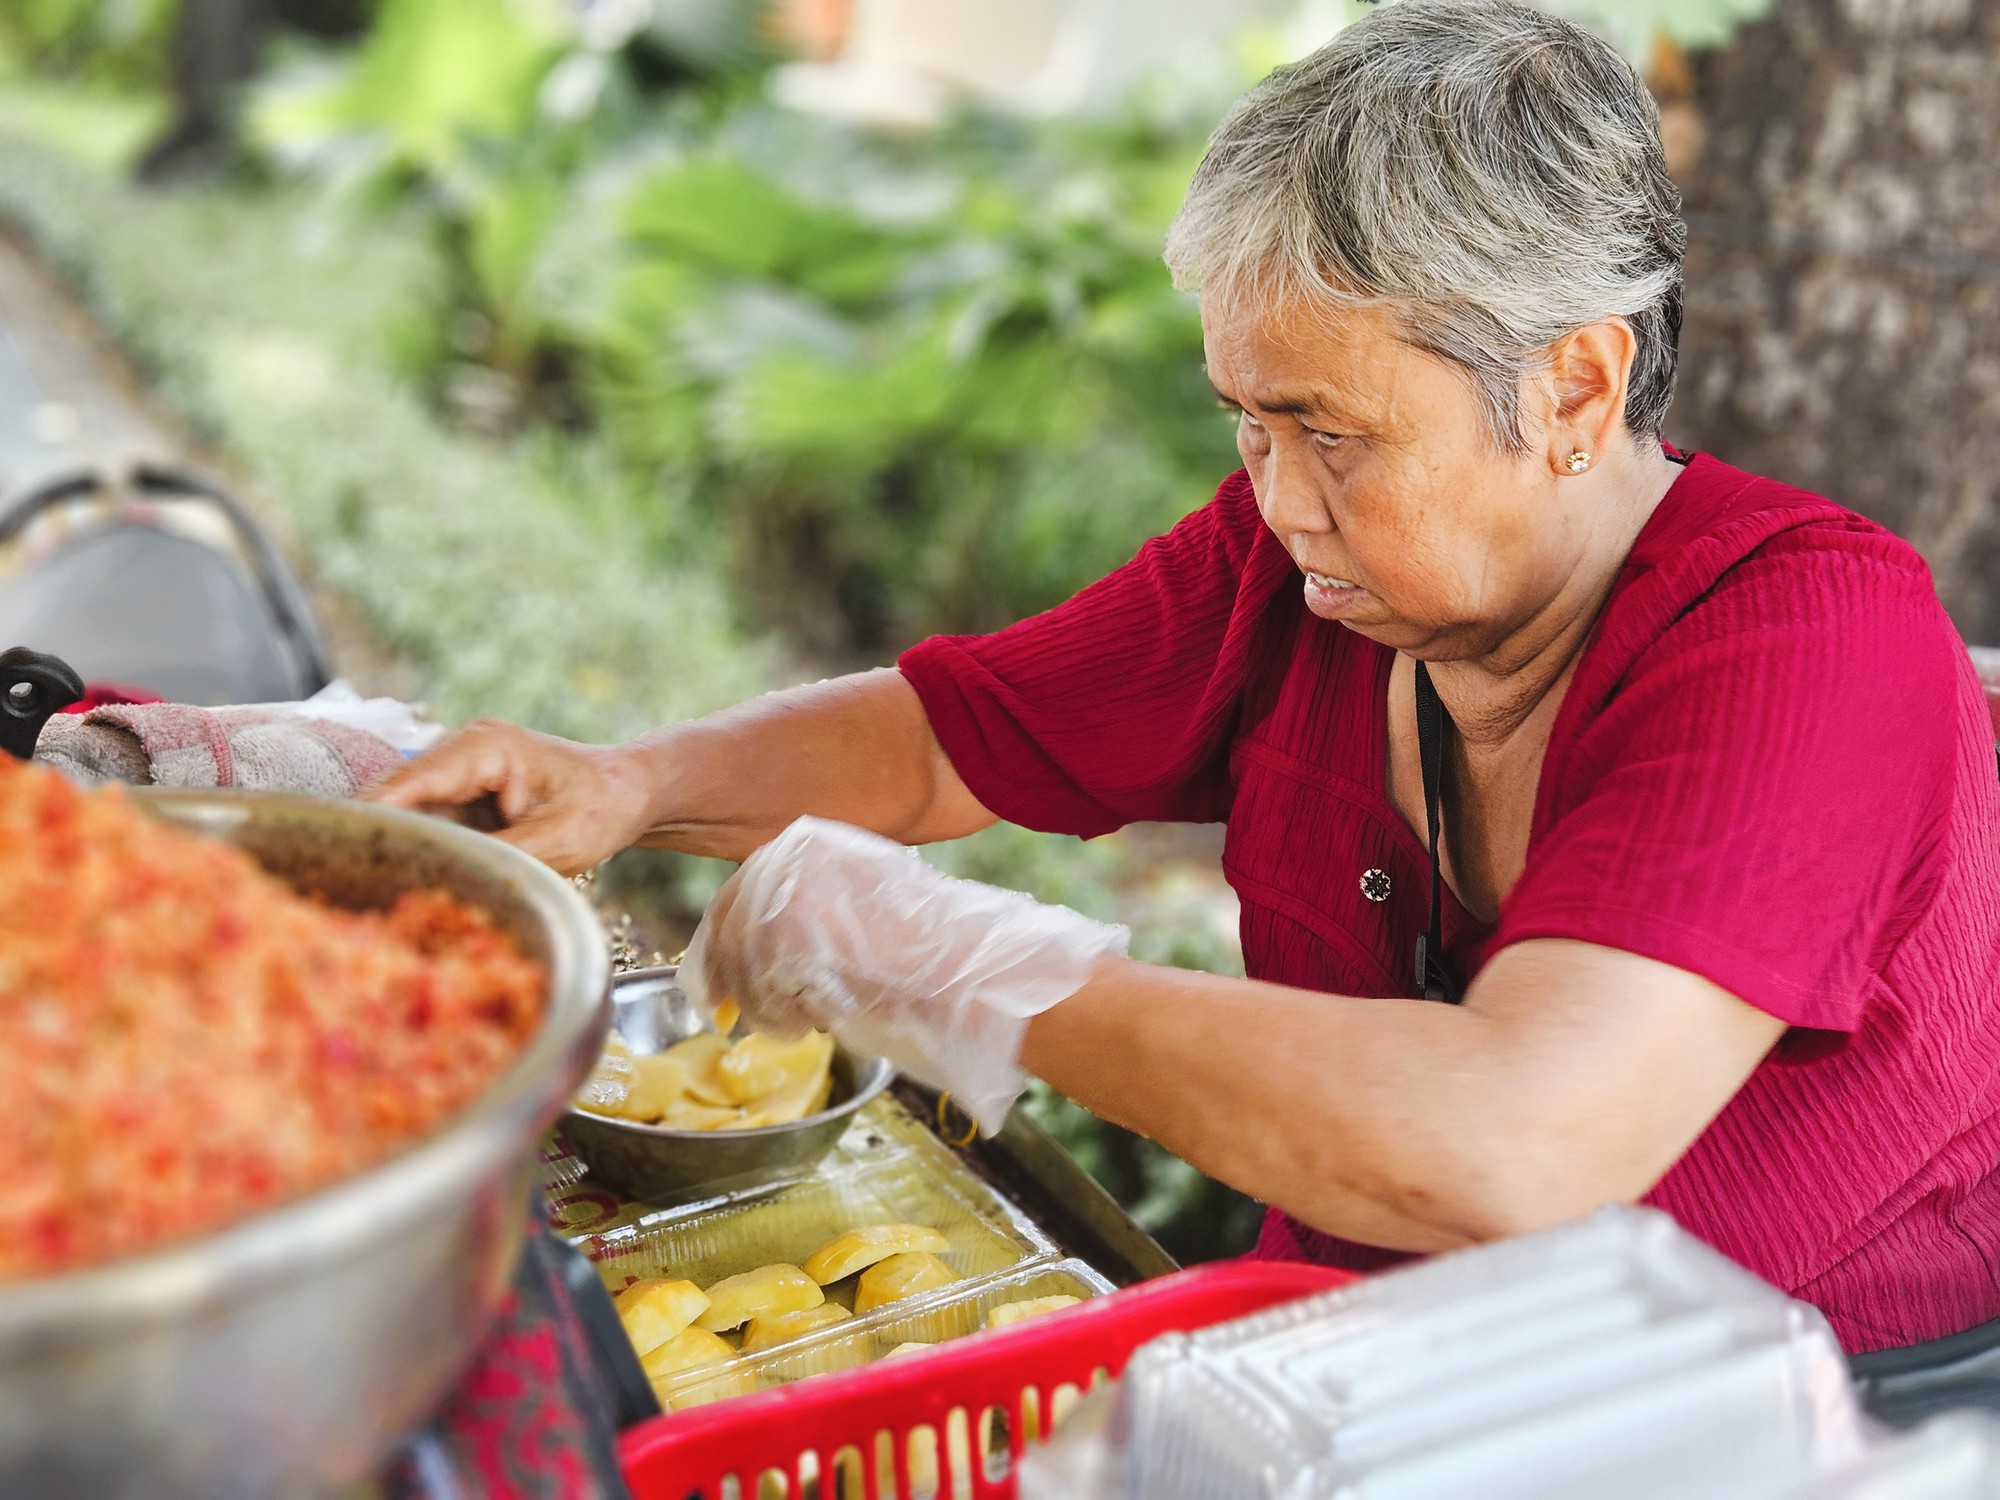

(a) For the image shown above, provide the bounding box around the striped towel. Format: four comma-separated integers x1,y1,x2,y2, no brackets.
35,702,401,796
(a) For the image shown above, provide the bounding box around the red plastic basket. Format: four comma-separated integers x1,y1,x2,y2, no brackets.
619,1260,1355,1499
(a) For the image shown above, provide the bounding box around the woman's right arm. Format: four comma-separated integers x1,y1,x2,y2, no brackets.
378,470,1273,871
368,668,996,874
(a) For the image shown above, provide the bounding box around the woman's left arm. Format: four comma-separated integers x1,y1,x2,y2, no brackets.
1021,940,1786,1254
691,820,1786,1251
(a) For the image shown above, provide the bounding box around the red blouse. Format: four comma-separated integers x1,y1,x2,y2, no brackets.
899,454,2000,1353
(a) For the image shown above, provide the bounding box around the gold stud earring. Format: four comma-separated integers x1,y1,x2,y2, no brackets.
1564,449,1591,474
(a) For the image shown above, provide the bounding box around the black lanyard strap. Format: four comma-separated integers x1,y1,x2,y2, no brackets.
1414,661,1465,1004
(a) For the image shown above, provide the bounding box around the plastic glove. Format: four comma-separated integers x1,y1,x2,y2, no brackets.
680,816,1129,1135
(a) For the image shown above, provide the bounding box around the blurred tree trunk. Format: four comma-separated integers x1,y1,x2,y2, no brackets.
138,0,268,182
1669,0,2000,642
137,0,365,182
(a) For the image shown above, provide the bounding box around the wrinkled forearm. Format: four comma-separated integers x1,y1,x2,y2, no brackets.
1020,957,1635,1254
621,668,994,860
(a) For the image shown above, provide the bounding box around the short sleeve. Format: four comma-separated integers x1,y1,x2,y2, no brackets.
1495,531,1964,1032
898,472,1290,839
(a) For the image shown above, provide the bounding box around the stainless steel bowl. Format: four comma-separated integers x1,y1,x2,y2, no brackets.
560,966,894,1201
0,790,611,1500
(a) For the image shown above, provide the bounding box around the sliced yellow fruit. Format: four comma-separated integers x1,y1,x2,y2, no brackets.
656,1096,750,1131
713,998,741,1037
661,1032,736,1107
882,1341,935,1360
576,1020,835,1133
985,1296,1082,1331
803,1224,951,1285
740,1302,853,1352
618,1051,698,1122
738,1064,835,1128
854,1252,960,1314
639,1324,734,1384
574,1037,635,1114
697,1264,825,1332
718,1030,835,1107
612,1278,711,1356
660,1032,728,1068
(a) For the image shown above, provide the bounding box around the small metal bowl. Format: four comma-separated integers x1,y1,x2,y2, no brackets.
559,966,893,1201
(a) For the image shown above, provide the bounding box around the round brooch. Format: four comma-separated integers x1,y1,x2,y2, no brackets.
1359,868,1392,903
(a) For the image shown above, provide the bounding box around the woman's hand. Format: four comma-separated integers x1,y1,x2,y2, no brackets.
370,670,997,875
682,817,1129,1133
369,720,657,876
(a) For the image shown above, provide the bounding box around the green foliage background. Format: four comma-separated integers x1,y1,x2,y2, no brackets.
243,0,1245,656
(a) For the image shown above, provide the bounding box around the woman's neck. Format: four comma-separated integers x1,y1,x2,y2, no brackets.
1431,442,1683,750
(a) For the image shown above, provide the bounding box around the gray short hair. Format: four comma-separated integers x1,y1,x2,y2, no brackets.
1165,0,1685,449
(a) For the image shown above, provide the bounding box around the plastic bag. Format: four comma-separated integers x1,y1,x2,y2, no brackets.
682,816,1129,1133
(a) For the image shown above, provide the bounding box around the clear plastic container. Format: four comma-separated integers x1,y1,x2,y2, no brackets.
543,1088,1030,1239
1809,1414,2000,1498
1119,1335,1321,1500
1335,1321,1860,1500
541,1085,1164,1415
1106,1208,1864,1500
1186,1205,1789,1370
648,1258,1115,1411
580,1150,1054,1301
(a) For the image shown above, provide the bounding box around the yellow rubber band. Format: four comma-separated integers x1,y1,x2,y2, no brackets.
936,1092,980,1148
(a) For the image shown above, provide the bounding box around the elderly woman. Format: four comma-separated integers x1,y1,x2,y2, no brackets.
379,0,2000,1354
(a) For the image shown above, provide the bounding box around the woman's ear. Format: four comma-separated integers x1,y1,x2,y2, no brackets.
1544,318,1638,474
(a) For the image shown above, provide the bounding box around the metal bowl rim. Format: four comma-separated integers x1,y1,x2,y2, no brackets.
0,789,611,1333
562,966,894,1142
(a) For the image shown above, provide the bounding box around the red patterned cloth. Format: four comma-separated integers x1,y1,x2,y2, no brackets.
376,1224,632,1500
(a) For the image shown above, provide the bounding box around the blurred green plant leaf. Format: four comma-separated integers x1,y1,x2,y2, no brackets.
254,0,562,182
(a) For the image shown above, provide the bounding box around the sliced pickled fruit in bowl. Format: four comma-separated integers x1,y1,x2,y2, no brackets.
985,1295,1082,1331
661,1032,736,1107
613,1278,711,1356
740,1301,853,1352
656,1096,750,1131
719,1031,834,1107
572,1021,837,1131
883,1342,935,1359
804,1224,951,1285
697,1264,824,1332
738,1058,835,1127
640,1325,734,1384
574,1036,636,1113
620,1052,697,1121
854,1251,959,1314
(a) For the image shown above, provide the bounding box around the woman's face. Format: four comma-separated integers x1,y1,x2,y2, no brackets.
1204,293,1592,662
